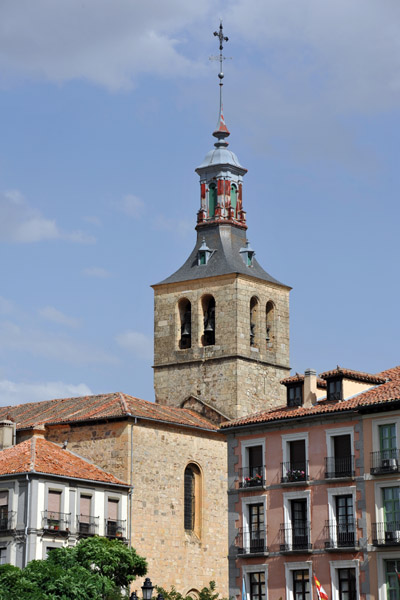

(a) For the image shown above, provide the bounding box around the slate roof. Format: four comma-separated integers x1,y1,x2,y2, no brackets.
221,366,400,430
155,223,289,287
0,393,219,432
0,437,128,485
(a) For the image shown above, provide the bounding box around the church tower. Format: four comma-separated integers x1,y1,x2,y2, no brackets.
152,24,291,420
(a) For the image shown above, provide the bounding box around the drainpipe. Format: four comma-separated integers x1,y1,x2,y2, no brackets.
128,418,137,547
24,473,31,567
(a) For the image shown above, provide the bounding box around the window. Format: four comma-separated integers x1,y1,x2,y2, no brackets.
282,433,308,482
184,464,201,537
371,418,399,474
327,486,356,550
266,301,274,348
380,424,397,467
47,490,62,529
250,297,259,347
240,439,265,488
249,572,265,600
287,385,303,407
79,495,92,535
106,498,119,537
0,492,9,530
0,548,6,565
249,504,265,553
178,299,191,349
326,427,355,479
385,559,400,600
327,378,342,401
208,183,217,217
282,491,311,552
202,295,215,346
383,487,400,540
230,184,237,216
338,569,356,600
293,570,310,600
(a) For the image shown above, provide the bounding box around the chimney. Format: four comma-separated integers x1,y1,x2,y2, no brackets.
303,369,318,408
0,420,16,450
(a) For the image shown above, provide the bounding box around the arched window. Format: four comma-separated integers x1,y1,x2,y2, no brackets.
201,295,215,346
230,184,238,216
184,463,201,536
250,297,259,347
178,299,191,349
208,183,217,218
266,301,275,348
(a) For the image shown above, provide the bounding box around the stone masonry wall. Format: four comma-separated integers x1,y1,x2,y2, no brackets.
131,421,228,596
153,274,290,419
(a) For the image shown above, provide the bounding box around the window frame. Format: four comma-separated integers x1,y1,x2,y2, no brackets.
283,490,311,551
327,486,356,547
284,561,312,600
183,463,202,539
241,438,266,481
241,494,267,554
281,432,309,480
329,560,359,600
242,564,268,600
327,378,343,401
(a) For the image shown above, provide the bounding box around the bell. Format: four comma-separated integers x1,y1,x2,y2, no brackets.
181,322,191,337
204,321,214,333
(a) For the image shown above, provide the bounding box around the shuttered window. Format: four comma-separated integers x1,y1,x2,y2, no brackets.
80,495,91,523
107,499,118,521
184,467,195,531
48,491,61,515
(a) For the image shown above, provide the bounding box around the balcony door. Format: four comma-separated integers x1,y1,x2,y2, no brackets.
249,503,264,553
334,435,352,477
289,440,306,477
380,424,397,463
291,499,307,549
336,495,354,546
248,446,263,479
383,487,400,540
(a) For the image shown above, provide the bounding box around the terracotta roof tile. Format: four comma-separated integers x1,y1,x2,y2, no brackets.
221,365,400,429
280,374,327,388
0,438,128,485
319,366,386,385
0,393,218,432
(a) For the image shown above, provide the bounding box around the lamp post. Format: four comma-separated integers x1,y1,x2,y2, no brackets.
130,577,164,600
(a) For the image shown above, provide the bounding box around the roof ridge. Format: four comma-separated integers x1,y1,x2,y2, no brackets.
118,392,129,414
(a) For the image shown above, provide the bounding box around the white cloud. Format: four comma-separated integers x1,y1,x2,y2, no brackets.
115,330,153,361
0,190,95,244
83,267,111,278
0,380,93,406
0,0,211,90
0,320,118,366
116,194,145,218
38,306,80,328
0,297,14,315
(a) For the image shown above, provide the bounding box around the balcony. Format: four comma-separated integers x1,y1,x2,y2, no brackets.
0,511,16,532
235,527,268,556
370,450,400,475
77,515,99,537
42,510,70,534
238,466,265,489
279,523,312,552
105,519,126,539
372,522,400,546
324,519,357,550
325,456,355,479
281,461,309,484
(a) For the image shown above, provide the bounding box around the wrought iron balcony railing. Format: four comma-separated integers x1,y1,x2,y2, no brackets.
370,450,400,475
235,527,268,555
77,515,99,536
238,466,265,489
372,522,400,546
105,518,126,539
324,519,357,549
325,456,355,479
0,511,16,532
279,523,312,552
42,510,70,533
281,461,309,484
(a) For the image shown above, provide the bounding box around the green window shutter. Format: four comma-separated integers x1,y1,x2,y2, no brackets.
380,424,396,458
208,184,217,217
230,185,237,212
383,487,400,527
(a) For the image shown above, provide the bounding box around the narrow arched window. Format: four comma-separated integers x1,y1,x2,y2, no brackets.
250,297,259,347
230,184,237,216
184,463,201,536
201,295,215,346
266,301,275,348
208,183,217,218
178,299,191,349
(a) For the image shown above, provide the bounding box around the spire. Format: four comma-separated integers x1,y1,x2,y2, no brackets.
212,21,230,147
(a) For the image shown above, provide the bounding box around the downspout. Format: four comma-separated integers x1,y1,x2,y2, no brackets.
24,473,31,567
128,417,137,547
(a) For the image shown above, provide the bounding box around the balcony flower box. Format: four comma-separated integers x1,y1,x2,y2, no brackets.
244,474,263,487
287,469,306,482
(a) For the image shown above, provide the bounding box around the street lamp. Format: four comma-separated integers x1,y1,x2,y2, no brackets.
142,578,154,600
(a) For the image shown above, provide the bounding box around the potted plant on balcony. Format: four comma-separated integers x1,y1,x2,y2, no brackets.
244,473,263,487
287,469,306,482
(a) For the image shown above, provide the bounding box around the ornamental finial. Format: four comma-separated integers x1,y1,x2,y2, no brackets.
210,21,230,147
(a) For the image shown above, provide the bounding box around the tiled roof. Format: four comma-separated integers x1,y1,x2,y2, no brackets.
319,366,386,385
0,437,128,485
280,374,327,388
0,393,219,432
221,365,400,429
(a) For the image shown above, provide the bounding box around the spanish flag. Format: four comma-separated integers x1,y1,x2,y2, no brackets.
313,574,328,600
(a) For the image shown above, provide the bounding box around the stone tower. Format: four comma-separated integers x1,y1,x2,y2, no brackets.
152,39,290,419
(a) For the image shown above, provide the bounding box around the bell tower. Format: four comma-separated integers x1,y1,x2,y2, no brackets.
152,24,291,420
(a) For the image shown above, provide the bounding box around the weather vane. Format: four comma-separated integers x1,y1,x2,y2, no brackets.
210,21,230,117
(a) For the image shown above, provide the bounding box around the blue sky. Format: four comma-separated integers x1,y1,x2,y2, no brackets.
0,0,399,405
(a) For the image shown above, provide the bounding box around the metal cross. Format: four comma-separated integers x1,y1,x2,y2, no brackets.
214,21,229,52
210,21,230,115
